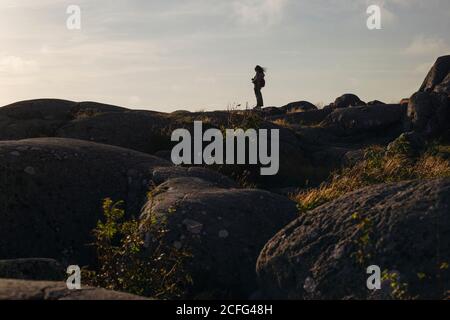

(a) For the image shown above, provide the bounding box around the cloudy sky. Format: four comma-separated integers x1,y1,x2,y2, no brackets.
0,0,449,111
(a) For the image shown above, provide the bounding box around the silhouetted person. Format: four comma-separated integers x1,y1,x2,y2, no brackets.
252,65,266,110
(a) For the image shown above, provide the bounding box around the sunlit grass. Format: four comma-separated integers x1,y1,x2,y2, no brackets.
293,144,450,213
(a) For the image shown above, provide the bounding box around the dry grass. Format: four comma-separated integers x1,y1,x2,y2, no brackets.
293,145,450,213
272,118,293,128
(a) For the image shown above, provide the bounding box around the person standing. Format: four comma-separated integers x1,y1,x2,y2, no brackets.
252,65,266,110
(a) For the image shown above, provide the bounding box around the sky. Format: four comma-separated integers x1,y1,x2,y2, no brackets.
0,0,449,112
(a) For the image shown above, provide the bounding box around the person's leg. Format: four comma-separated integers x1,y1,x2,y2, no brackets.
259,89,264,107
254,87,263,108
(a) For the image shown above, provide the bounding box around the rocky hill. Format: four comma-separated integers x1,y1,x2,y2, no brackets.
0,55,449,300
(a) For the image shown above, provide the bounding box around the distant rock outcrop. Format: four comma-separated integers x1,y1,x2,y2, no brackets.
333,94,366,108
321,104,405,136
419,55,450,95
0,279,147,300
257,178,450,300
406,56,450,137
280,101,318,113
367,100,385,106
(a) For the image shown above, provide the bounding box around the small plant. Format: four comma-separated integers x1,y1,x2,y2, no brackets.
223,103,263,132
272,118,293,129
382,270,413,300
351,212,374,266
84,197,192,299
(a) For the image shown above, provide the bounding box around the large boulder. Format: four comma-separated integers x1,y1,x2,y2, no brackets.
405,91,450,137
419,55,450,95
0,138,169,265
280,101,318,113
333,94,366,108
321,104,406,136
0,279,147,300
140,176,298,298
257,178,450,299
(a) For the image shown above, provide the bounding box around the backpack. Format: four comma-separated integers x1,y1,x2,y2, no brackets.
260,79,266,88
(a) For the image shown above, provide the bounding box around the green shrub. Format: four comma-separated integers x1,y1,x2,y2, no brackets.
84,197,192,299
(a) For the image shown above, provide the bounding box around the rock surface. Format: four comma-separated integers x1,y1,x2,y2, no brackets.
0,138,169,265
140,176,298,298
0,279,147,300
257,178,450,299
0,259,65,281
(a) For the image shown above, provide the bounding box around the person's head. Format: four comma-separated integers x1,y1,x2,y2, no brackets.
255,65,266,73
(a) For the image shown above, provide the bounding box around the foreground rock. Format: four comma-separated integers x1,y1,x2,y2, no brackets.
141,176,298,298
257,178,450,299
0,279,146,300
0,138,169,265
0,259,64,281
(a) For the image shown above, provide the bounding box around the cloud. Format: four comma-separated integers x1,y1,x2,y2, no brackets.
232,0,288,25
413,62,433,75
0,56,39,74
405,35,450,56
